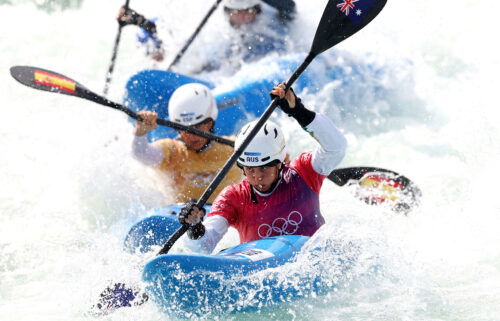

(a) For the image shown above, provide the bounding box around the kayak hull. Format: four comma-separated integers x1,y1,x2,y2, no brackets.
125,208,358,317
142,235,311,316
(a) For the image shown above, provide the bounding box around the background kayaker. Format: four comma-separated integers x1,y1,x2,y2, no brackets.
116,0,296,68
194,0,296,72
132,83,242,203
179,82,347,253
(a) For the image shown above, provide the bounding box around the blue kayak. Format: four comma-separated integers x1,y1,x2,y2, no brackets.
143,234,312,316
124,54,360,142
123,205,209,254
123,207,357,317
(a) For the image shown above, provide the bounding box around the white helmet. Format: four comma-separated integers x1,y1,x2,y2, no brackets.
224,0,260,10
168,83,218,126
235,120,286,167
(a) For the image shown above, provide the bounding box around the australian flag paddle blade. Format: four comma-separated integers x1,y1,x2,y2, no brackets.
310,0,387,55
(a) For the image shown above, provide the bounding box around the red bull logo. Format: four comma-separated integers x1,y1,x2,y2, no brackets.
358,172,403,203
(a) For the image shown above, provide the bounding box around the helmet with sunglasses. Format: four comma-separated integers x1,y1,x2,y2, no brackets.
168,83,218,126
224,0,260,10
235,120,286,167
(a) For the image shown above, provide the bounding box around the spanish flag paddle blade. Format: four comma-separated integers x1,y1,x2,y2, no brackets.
10,66,81,96
9,65,126,113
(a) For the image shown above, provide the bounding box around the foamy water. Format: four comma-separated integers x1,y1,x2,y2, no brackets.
1,0,499,320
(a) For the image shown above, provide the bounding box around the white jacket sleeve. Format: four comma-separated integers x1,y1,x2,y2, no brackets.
132,135,164,166
183,215,229,254
304,113,347,175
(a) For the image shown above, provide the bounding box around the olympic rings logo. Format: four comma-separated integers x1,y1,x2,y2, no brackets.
257,211,303,238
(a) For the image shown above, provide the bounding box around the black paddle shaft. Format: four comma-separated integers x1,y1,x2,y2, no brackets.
167,0,223,70
9,66,235,146
156,0,388,255
9,64,420,192
156,56,315,255
329,166,405,187
103,0,131,95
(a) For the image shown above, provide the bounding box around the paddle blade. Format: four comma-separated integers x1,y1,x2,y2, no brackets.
10,65,131,115
329,167,421,214
89,283,148,316
310,0,387,55
354,171,421,213
10,66,85,96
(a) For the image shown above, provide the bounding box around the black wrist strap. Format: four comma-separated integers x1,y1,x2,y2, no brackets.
139,19,158,37
124,9,158,37
187,223,205,240
123,8,144,26
289,98,316,127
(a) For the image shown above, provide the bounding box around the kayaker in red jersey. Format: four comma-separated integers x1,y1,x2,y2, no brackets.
180,82,347,253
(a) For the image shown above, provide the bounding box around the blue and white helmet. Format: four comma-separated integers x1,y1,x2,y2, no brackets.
236,120,286,167
168,83,218,126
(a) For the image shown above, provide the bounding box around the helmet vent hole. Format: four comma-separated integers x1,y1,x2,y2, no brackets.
273,128,278,138
263,124,268,135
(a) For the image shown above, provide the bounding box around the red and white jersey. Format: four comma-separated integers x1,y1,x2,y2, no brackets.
209,152,325,243
184,113,347,254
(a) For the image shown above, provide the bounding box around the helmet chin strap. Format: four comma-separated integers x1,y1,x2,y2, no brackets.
194,140,213,153
181,120,215,153
195,121,216,152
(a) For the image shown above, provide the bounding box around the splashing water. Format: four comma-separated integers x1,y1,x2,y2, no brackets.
1,0,500,320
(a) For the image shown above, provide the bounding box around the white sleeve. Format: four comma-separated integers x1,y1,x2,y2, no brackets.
304,113,347,175
132,135,164,166
183,215,229,254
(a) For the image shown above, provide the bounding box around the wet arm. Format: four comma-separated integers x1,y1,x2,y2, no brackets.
305,114,347,175
183,215,229,254
131,135,164,166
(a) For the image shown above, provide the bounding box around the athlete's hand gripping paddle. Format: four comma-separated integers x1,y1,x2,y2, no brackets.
95,1,392,313
9,66,234,146
9,64,420,212
12,0,396,314
157,0,389,256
